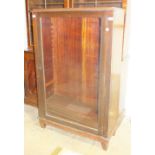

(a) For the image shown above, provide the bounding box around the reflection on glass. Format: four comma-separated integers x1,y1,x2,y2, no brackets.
41,16,101,128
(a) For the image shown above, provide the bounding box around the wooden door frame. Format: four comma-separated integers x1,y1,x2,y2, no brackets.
32,8,113,136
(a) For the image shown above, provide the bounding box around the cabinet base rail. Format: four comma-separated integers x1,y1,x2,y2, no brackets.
39,118,109,150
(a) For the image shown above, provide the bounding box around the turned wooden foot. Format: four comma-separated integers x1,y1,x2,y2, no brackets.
39,119,46,128
100,141,109,150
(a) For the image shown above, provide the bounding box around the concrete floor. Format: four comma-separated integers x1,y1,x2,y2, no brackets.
24,105,130,155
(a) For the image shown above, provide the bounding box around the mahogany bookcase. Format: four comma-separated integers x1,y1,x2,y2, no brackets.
31,8,125,149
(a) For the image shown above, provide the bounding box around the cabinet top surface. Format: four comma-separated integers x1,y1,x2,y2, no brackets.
31,7,124,13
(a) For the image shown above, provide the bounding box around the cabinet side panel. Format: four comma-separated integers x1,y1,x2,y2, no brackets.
108,9,125,136
24,50,38,106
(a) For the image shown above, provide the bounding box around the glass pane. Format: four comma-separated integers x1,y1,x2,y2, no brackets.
46,0,64,8
41,16,101,128
29,0,64,9
73,0,122,8
29,0,45,9
74,0,96,8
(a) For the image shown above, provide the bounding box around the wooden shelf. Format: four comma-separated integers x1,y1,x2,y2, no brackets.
46,94,98,128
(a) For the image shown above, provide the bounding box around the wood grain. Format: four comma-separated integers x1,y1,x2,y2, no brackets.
24,49,37,106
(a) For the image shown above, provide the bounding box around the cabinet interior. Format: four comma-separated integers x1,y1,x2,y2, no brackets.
41,16,101,128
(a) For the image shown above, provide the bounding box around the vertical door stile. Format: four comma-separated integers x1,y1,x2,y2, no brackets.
98,16,108,136
98,13,113,136
33,14,46,118
39,16,47,117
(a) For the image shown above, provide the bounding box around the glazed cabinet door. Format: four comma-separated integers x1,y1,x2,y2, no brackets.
32,9,113,134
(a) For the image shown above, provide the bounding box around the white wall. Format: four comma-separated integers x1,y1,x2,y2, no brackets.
126,0,155,154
